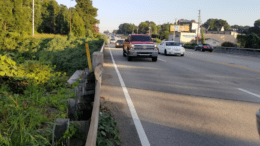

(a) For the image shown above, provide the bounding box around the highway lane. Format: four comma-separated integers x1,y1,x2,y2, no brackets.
101,43,260,146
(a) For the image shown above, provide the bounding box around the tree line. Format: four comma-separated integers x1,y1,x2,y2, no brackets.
0,0,99,37
115,21,174,40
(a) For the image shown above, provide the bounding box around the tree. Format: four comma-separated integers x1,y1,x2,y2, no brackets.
39,0,60,33
203,19,230,31
103,30,109,34
138,22,148,34
71,11,85,37
12,0,31,34
75,0,99,34
245,33,260,48
254,19,260,28
0,0,14,32
201,26,205,44
56,4,69,34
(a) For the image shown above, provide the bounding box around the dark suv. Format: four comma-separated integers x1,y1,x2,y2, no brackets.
195,44,213,52
115,40,124,48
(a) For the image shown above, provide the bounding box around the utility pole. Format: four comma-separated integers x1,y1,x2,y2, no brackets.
197,10,201,44
32,0,34,36
137,28,138,34
174,18,177,41
148,22,151,36
70,0,72,33
132,24,134,34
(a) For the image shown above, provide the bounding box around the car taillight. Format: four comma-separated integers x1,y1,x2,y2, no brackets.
203,46,207,48
211,47,213,49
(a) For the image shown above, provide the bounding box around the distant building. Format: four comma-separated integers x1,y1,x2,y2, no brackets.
177,19,199,34
204,38,220,46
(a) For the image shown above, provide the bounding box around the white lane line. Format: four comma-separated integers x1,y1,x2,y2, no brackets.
238,88,260,98
158,58,166,62
108,48,150,146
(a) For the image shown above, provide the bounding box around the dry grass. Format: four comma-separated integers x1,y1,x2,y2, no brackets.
25,33,67,38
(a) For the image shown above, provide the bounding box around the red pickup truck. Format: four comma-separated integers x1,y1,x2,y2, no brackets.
123,34,158,61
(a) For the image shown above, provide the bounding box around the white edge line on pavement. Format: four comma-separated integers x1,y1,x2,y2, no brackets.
238,88,260,98
108,47,151,146
158,58,166,62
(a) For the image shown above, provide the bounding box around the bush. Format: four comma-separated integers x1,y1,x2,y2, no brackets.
245,33,260,48
221,42,235,47
100,34,108,44
191,43,198,47
52,39,103,75
0,34,103,145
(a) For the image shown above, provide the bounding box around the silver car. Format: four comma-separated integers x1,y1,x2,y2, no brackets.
110,39,116,43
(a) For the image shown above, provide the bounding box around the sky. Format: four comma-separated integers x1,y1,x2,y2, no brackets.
56,0,260,33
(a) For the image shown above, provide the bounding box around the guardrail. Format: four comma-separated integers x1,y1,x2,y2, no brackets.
213,47,260,56
85,41,104,146
184,45,260,56
52,41,105,146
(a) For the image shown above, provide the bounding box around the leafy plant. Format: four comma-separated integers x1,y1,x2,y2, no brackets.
97,113,121,146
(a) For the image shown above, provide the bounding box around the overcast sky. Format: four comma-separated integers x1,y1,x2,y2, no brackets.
56,0,260,33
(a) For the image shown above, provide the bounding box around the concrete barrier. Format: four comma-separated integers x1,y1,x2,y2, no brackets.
85,42,104,146
52,41,105,146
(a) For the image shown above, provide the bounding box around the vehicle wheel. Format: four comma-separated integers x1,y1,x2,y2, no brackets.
210,50,213,52
127,55,132,61
194,48,197,51
181,54,184,57
164,49,168,56
152,57,157,62
158,50,160,54
123,50,126,57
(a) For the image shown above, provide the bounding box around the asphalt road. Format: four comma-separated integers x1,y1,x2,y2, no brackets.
101,43,260,146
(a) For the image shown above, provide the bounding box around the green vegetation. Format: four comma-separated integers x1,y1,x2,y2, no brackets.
221,42,235,47
237,19,260,49
0,0,98,37
201,26,206,44
202,19,231,31
97,113,121,146
116,21,172,40
0,34,103,145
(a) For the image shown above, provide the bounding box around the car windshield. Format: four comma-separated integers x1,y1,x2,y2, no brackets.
130,36,152,42
117,40,124,43
111,39,115,40
166,42,178,46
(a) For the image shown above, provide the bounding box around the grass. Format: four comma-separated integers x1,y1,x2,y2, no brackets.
0,34,104,145
25,33,67,39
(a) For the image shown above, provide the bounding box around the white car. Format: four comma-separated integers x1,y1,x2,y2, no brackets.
110,38,116,43
158,41,185,56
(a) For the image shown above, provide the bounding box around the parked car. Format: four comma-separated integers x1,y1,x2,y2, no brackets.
195,44,213,52
115,40,124,48
110,38,116,43
123,34,158,61
158,41,185,56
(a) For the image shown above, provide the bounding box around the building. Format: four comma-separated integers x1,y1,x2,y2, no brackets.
177,19,199,34
168,32,197,43
204,38,220,46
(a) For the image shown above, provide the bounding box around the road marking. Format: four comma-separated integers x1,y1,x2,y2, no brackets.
108,48,150,146
238,88,260,98
158,58,166,62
